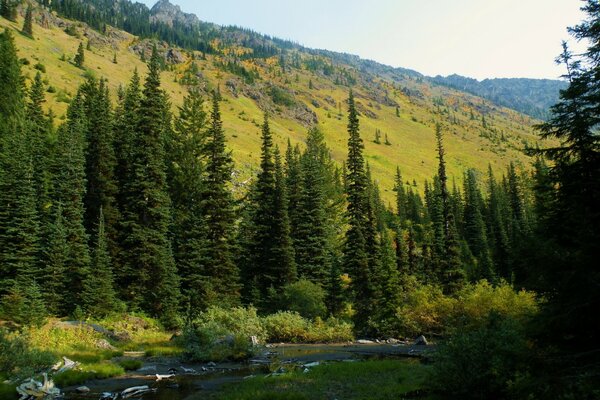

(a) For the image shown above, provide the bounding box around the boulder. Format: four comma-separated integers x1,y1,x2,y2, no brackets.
76,386,90,393
96,339,117,351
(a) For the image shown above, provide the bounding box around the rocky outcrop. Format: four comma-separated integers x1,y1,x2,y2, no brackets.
150,0,200,28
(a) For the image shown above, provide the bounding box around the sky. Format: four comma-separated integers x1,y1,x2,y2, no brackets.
140,0,587,80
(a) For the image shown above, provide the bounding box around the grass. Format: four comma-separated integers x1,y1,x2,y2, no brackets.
118,359,143,371
0,384,17,400
53,362,125,386
211,359,430,400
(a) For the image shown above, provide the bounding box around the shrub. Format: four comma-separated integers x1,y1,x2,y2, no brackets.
263,311,310,343
269,86,296,108
451,280,539,331
263,312,354,343
279,280,327,319
394,279,539,338
428,312,530,399
183,307,265,362
46,85,56,93
34,63,46,73
0,329,56,380
395,278,455,337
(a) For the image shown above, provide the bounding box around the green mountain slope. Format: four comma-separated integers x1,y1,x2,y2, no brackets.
0,1,547,202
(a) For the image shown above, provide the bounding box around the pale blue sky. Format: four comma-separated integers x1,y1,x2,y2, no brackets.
140,0,586,80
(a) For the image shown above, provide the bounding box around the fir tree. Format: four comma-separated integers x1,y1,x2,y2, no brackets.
201,92,240,307
22,5,33,38
82,208,118,317
81,77,118,251
74,42,85,68
27,72,52,225
53,93,91,312
43,203,68,316
168,88,208,313
0,29,25,141
241,115,295,308
435,124,465,292
294,128,330,285
120,46,180,326
342,91,373,334
0,123,41,295
463,169,494,281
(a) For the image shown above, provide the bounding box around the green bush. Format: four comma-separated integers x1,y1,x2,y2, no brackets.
395,278,455,337
428,312,530,399
279,280,327,319
0,329,56,380
269,86,296,108
183,307,265,362
33,63,46,73
263,312,353,343
394,279,539,337
263,311,310,343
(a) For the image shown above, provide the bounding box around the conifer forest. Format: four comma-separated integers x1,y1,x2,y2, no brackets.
0,0,598,399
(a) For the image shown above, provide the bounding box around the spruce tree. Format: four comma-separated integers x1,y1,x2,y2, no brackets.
201,92,240,307
22,5,33,38
0,124,41,295
168,88,208,313
74,42,85,68
120,46,180,326
27,72,52,226
240,115,295,308
82,208,118,317
394,167,407,225
342,91,373,334
294,127,329,285
43,203,68,316
435,124,465,292
531,4,600,389
81,77,118,251
53,93,91,312
463,169,494,281
0,29,25,141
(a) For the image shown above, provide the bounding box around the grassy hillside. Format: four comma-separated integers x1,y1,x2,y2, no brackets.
0,7,545,203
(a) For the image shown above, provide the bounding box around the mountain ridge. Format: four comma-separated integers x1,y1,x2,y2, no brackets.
145,0,564,120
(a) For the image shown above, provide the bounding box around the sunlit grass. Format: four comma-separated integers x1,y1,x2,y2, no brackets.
211,359,430,400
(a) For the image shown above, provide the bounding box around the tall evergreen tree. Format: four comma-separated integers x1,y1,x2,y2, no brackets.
531,3,600,391
82,208,118,317
74,42,85,68
342,91,374,334
435,124,465,292
0,123,41,295
201,92,240,307
27,72,52,226
241,115,295,308
168,88,208,313
294,127,330,285
119,46,179,326
0,29,25,141
22,5,33,38
81,77,119,250
43,203,68,316
52,93,91,311
463,169,494,281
